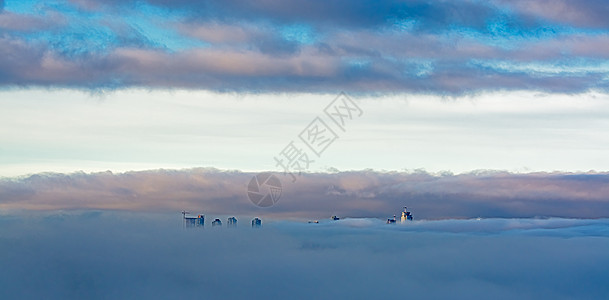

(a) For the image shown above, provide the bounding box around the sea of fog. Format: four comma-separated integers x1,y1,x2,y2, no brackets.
1,211,608,299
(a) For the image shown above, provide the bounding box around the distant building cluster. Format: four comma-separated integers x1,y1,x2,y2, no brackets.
309,207,415,225
182,211,262,229
182,206,413,228
388,207,414,224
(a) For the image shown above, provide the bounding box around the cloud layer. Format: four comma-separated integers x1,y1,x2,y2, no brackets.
1,211,608,299
1,0,609,93
2,168,609,219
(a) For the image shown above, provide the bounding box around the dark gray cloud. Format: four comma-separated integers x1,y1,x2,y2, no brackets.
76,0,497,30
496,0,609,29
2,168,609,219
73,0,609,32
0,36,606,94
1,211,608,299
2,0,609,93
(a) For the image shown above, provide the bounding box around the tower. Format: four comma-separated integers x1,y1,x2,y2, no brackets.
401,206,413,222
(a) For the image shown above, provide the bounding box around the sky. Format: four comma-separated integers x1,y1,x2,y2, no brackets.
3,2,609,299
1,0,609,216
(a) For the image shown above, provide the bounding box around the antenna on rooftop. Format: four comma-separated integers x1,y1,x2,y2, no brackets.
181,211,189,228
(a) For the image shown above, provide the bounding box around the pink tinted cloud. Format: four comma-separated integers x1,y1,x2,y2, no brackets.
2,169,609,219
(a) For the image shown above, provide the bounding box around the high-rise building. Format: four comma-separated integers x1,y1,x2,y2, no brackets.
251,217,262,228
401,207,413,222
227,217,237,227
182,211,204,228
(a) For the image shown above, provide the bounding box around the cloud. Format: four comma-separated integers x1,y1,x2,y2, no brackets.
1,34,607,93
1,211,608,299
0,10,65,32
1,0,609,93
78,0,497,30
2,169,609,219
496,0,609,29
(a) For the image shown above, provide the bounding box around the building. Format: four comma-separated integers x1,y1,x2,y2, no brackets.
331,215,340,221
387,215,397,224
182,211,204,228
251,217,262,228
212,218,222,227
227,217,237,227
401,207,413,222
